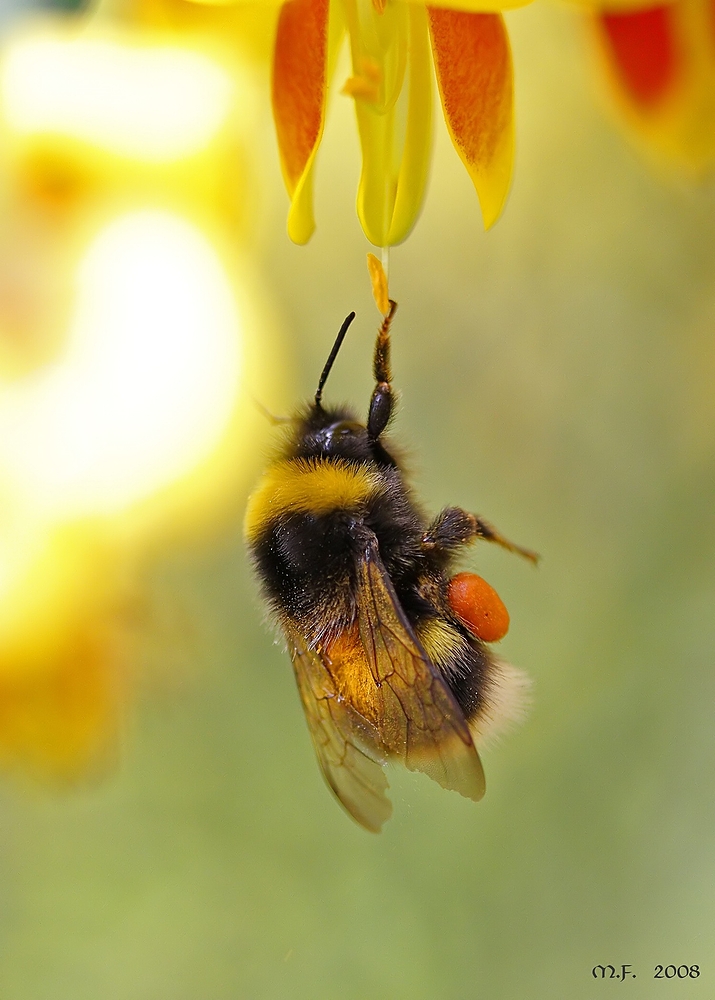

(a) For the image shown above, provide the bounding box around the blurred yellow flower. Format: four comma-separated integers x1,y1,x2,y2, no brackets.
271,0,525,246
0,20,280,775
592,0,715,172
0,524,127,777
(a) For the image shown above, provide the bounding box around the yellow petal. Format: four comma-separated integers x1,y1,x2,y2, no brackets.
387,3,433,245
354,101,394,246
272,0,333,244
343,0,409,114
349,0,432,245
345,0,404,245
420,0,530,9
428,9,513,229
570,0,673,10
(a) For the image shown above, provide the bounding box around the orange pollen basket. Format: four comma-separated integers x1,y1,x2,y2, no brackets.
447,572,510,643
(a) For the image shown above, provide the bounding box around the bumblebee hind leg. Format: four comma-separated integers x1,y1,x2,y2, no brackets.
422,507,539,564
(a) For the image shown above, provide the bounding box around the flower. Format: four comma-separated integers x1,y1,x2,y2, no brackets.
0,19,275,775
592,0,715,172
271,0,526,246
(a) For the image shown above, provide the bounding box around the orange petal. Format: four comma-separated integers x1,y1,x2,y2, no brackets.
427,9,513,230
592,0,715,172
599,6,679,109
272,0,330,244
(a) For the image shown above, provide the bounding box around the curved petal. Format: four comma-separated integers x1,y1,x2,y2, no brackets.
353,101,395,247
427,9,513,230
594,0,715,172
599,5,679,108
345,0,409,245
569,0,673,10
420,0,531,9
349,2,432,246
387,3,433,245
272,0,332,244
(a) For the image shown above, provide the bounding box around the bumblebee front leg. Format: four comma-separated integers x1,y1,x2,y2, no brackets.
367,300,397,442
422,507,539,564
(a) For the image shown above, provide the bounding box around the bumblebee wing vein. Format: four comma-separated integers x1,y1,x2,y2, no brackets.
355,530,486,802
287,629,392,833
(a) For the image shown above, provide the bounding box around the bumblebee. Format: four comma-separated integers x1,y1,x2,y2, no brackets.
245,304,536,831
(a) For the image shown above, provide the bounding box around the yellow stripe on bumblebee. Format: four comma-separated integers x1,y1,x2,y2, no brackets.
417,617,468,669
244,458,384,540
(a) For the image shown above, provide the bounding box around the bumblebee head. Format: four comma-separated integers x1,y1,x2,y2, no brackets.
286,307,399,466
292,405,370,461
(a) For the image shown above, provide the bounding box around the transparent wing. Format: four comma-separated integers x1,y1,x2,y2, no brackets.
354,529,486,802
287,627,393,833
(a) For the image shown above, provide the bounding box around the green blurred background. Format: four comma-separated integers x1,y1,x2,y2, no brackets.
1,1,714,998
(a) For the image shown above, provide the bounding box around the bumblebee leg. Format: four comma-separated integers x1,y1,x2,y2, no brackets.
422,507,539,564
367,300,397,442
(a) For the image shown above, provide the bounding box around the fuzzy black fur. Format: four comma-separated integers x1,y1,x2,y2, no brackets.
249,402,491,722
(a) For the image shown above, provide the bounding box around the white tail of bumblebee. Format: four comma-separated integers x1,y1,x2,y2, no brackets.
469,660,532,749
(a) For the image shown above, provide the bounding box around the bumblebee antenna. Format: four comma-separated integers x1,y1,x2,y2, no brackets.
314,311,356,409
